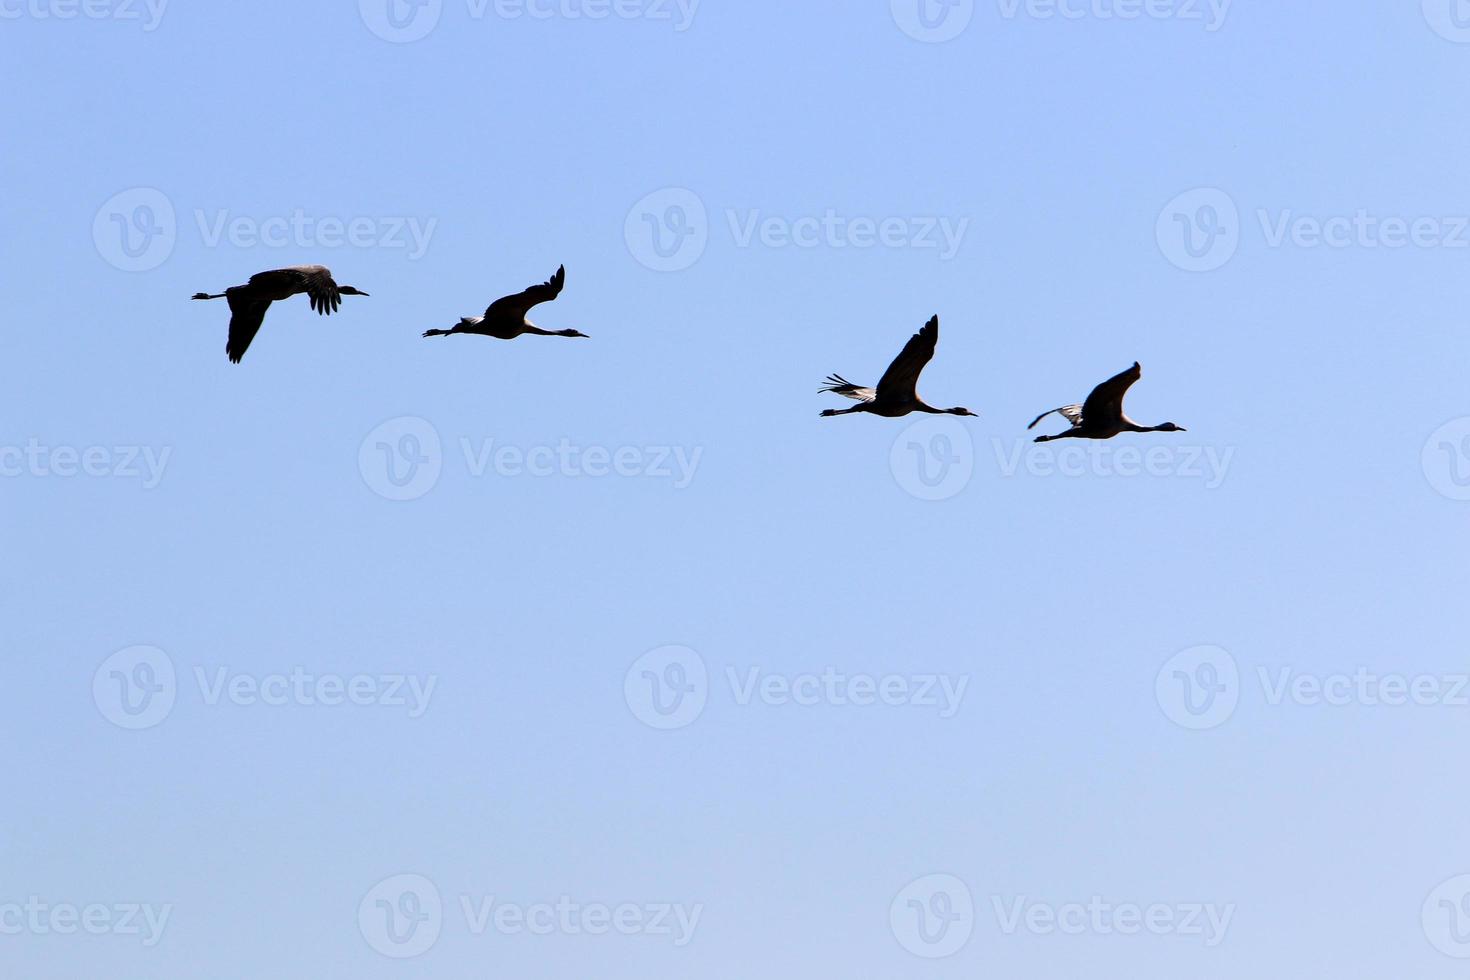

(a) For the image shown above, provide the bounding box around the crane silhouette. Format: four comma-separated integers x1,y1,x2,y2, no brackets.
1028,362,1186,442
192,265,368,363
423,265,587,341
819,316,977,419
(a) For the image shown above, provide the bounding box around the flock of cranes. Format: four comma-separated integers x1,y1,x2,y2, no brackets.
192,264,1188,442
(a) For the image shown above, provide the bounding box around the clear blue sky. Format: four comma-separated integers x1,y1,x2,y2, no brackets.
4,1,1470,976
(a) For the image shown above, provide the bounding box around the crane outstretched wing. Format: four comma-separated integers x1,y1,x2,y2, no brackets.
485,265,565,319
248,266,343,316
300,267,343,315
1080,362,1142,427
226,294,272,363
874,315,939,402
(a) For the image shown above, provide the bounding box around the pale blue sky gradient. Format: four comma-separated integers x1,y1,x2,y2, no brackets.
4,2,1470,977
